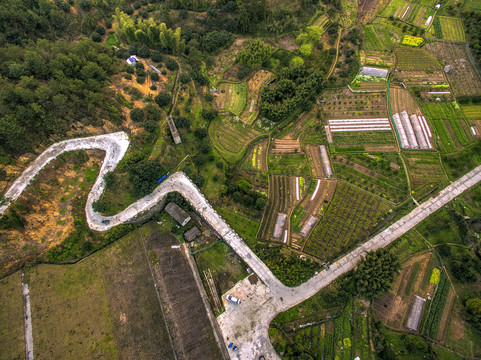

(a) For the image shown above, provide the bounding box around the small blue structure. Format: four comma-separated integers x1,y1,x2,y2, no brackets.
157,174,167,183
126,55,139,66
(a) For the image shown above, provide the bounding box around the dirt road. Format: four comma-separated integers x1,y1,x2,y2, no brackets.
4,132,481,359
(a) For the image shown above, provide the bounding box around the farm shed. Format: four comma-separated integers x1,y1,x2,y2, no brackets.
406,295,426,331
184,226,200,241
319,145,333,178
360,66,388,78
149,64,162,74
273,213,287,239
167,115,182,144
444,65,453,74
126,55,139,65
165,202,191,226
300,216,318,237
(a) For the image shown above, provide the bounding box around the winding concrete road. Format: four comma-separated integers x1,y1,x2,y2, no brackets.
2,132,481,359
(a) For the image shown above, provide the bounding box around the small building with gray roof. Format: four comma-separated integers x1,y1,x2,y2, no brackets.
165,202,191,226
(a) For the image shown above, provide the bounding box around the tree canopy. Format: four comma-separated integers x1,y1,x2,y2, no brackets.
237,39,272,69
354,248,400,299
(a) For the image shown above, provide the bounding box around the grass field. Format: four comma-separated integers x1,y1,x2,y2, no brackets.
331,131,397,152
209,117,261,163
267,154,310,175
304,181,391,261
0,272,25,360
23,227,175,360
464,0,481,11
394,47,442,71
416,206,466,245
461,104,481,120
404,152,448,199
217,207,260,247
362,23,397,52
216,82,248,116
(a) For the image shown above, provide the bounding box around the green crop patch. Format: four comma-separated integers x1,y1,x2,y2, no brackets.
394,47,442,71
331,131,396,152
461,104,481,120
216,82,247,116
436,16,466,42
304,181,391,261
267,154,310,175
405,152,448,198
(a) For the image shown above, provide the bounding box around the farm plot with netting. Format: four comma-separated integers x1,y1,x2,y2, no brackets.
404,152,448,199
209,117,261,163
433,16,466,42
394,46,442,71
426,42,481,98
215,82,247,116
303,181,391,261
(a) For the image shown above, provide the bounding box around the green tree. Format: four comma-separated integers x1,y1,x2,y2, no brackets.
466,297,481,329
130,108,145,122
155,92,171,107
237,39,272,69
354,248,400,299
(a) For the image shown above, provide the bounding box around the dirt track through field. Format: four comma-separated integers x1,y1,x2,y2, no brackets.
149,228,223,360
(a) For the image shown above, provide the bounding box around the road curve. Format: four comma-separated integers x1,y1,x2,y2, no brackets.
3,132,481,359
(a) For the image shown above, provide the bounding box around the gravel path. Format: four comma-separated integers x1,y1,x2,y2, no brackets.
3,132,481,360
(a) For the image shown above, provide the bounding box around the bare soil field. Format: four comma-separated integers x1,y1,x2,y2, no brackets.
0,271,25,360
0,150,103,278
270,139,302,154
319,89,387,119
307,145,325,178
426,42,481,97
24,227,175,360
148,224,223,360
373,251,436,331
240,70,273,124
357,0,390,23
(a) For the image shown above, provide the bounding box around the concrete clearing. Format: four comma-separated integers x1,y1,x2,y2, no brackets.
4,132,481,359
22,277,34,360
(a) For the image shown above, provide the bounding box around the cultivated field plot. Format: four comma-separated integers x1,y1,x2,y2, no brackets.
242,140,268,171
433,16,466,42
240,70,273,124
445,299,481,358
394,71,451,100
307,145,326,178
460,104,481,120
361,51,395,69
421,102,473,151
270,138,302,154
0,271,25,360
278,112,315,140
426,42,481,98
312,13,332,30
405,152,448,197
330,129,397,152
258,175,304,242
209,117,261,163
373,251,454,341
320,89,388,119
290,179,337,249
381,0,435,28
303,181,391,261
267,153,310,175
148,226,223,360
389,87,420,114
215,82,247,116
394,46,442,71
331,152,408,202
25,227,175,360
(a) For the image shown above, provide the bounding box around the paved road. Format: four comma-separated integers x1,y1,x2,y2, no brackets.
3,132,481,359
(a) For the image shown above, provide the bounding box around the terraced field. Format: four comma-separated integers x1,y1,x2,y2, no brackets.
215,82,248,116
209,118,261,163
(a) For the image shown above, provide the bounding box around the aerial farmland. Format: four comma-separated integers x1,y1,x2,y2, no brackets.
1,0,481,359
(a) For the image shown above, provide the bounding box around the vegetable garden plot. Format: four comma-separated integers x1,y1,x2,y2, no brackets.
303,181,391,260
242,140,268,171
240,70,273,124
426,42,481,98
331,130,397,152
460,104,481,120
215,82,247,116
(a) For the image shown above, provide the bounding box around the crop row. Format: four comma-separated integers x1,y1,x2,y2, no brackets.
423,271,450,338
429,119,457,153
